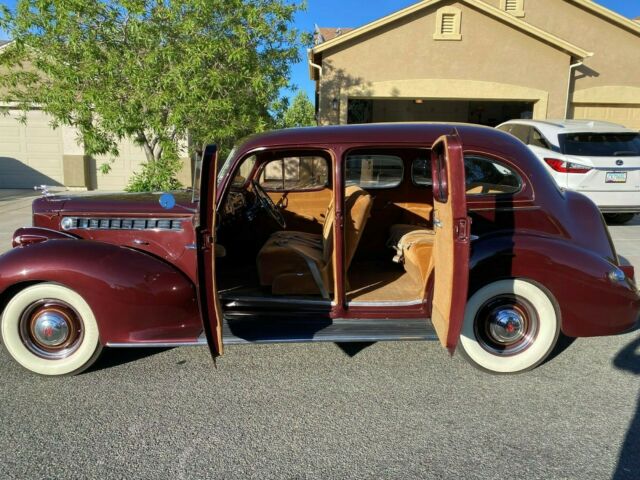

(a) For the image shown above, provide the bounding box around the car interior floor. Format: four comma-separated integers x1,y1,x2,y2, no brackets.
347,260,423,303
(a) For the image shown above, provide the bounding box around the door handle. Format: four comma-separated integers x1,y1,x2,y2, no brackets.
433,212,443,229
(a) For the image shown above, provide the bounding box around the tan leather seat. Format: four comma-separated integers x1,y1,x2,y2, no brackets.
388,224,435,286
257,186,373,297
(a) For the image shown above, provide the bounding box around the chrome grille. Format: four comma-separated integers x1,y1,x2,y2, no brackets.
61,217,186,232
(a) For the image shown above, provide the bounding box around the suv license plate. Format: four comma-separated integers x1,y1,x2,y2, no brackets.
606,172,627,183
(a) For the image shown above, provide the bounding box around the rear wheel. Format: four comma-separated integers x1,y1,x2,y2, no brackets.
459,279,560,374
604,213,635,225
1,283,102,376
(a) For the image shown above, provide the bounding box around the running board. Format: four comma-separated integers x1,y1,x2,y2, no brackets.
107,317,437,348
222,316,437,345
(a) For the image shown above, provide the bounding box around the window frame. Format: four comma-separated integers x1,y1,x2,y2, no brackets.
343,149,406,190
410,152,526,199
255,150,332,193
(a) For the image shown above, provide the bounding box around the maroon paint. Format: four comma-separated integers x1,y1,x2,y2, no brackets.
0,240,201,344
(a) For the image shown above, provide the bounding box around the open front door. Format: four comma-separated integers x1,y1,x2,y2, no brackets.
430,133,471,353
196,145,224,357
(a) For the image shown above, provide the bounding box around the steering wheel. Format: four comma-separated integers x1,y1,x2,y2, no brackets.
251,180,287,229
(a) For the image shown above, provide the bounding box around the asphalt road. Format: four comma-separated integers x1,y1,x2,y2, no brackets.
0,190,639,479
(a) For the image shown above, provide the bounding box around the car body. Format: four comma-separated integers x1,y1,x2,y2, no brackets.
496,119,640,224
1,123,638,376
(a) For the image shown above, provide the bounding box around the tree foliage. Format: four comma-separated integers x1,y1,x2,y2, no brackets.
280,90,316,128
0,0,305,190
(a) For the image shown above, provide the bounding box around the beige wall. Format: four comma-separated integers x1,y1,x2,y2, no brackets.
317,0,572,125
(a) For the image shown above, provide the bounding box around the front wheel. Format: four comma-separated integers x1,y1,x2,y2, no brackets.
1,283,102,376
459,279,560,374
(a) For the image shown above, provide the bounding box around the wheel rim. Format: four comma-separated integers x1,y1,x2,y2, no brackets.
19,299,84,360
474,295,539,356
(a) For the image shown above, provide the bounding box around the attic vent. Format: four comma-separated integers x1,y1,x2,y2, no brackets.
441,14,456,34
500,0,525,17
433,7,462,40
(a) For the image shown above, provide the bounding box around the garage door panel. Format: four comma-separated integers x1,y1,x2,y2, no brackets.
0,110,64,188
573,104,640,130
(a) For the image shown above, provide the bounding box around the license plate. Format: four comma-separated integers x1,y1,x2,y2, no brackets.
606,172,627,183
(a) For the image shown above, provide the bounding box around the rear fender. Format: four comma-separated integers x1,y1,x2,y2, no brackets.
0,239,202,344
470,234,640,337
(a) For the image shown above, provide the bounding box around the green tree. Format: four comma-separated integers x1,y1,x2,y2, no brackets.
0,0,305,191
280,90,316,128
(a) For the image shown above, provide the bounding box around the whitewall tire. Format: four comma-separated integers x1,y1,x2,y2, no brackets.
459,279,560,374
1,283,102,376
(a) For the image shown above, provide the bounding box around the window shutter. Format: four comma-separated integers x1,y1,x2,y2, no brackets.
441,13,456,34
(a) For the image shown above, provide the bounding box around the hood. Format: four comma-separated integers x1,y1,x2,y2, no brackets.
33,191,197,217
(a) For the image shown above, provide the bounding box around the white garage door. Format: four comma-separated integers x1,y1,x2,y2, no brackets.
573,104,640,130
0,110,64,188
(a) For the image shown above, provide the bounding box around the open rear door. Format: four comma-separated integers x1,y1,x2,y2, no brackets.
196,145,224,357
430,133,471,353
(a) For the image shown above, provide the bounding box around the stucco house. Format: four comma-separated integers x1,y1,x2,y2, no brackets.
0,40,192,190
309,0,640,129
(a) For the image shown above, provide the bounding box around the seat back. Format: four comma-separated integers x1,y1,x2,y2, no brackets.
343,186,373,269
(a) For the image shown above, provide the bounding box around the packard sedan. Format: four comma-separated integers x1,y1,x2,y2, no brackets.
1,124,638,376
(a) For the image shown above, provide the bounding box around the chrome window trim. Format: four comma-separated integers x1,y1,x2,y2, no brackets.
61,217,191,232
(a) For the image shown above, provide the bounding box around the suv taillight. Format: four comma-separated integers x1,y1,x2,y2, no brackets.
544,158,592,174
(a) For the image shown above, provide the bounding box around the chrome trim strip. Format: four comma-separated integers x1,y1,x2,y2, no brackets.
347,299,424,307
61,216,191,232
106,340,204,348
220,295,331,307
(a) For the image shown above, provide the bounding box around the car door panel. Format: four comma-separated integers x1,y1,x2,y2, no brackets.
430,133,471,353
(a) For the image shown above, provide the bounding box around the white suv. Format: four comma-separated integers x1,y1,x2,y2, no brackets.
497,119,640,224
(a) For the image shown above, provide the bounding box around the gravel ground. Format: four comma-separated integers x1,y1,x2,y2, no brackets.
0,191,638,479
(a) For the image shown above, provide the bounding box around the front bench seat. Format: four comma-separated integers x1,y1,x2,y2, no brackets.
257,186,373,297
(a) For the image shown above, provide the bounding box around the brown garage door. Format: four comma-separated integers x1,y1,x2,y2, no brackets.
0,110,64,188
572,104,640,130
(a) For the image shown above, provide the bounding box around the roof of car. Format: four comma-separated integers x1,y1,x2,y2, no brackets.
237,122,515,152
497,119,638,146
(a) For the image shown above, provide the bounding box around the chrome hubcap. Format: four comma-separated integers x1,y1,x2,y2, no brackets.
475,295,538,356
489,309,525,343
19,300,84,360
32,312,70,347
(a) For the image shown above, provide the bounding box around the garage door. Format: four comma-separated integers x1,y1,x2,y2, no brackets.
0,110,64,188
572,104,640,130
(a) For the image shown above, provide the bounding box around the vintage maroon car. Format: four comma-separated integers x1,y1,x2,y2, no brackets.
0,124,638,376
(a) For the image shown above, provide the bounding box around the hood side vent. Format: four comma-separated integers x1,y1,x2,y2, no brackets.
61,217,187,232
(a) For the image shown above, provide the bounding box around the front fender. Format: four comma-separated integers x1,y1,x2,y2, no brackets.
0,239,202,344
469,233,640,337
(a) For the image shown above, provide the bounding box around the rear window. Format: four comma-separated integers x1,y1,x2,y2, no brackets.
259,156,328,191
560,132,640,157
345,154,403,189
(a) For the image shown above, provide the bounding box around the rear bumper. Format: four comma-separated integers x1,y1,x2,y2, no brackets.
574,191,640,213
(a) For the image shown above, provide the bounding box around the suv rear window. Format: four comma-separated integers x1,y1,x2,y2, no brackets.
560,132,640,157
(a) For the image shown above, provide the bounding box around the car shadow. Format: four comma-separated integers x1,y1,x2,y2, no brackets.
84,347,171,374
612,334,640,480
334,342,376,357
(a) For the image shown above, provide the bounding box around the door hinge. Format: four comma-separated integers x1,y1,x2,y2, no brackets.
455,217,471,242
200,229,214,249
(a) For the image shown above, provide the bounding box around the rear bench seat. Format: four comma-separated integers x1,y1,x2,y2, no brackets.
388,224,435,286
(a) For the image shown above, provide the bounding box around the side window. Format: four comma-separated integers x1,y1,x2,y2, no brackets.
232,155,257,187
509,125,530,144
529,129,551,149
465,155,522,195
412,154,433,187
259,155,328,191
345,153,403,189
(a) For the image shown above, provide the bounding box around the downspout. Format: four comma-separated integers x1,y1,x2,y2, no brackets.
307,49,322,77
565,60,583,119
307,49,323,124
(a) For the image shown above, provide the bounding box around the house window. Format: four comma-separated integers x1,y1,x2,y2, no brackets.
433,7,462,41
500,0,525,17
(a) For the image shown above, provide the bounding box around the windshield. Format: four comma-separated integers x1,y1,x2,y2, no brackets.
560,132,640,157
